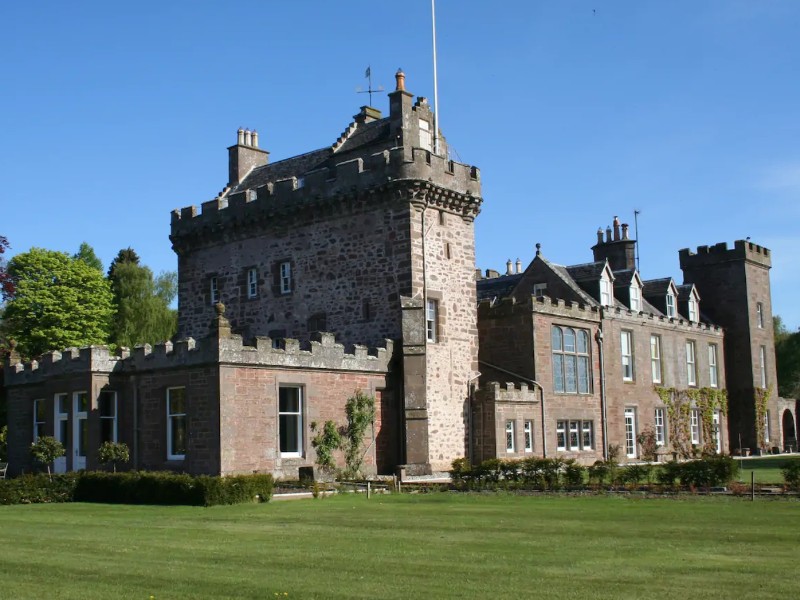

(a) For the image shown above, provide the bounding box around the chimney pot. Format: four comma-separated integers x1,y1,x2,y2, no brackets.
506,259,513,275
244,129,252,147
535,243,541,257
606,226,612,243
252,130,259,148
613,216,621,241
237,128,245,145
516,258,522,274
621,223,629,240
596,227,604,245
395,68,406,92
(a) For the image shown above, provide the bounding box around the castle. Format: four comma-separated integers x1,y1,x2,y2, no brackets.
3,71,796,478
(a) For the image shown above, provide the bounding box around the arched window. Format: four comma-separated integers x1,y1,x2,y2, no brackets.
552,326,592,394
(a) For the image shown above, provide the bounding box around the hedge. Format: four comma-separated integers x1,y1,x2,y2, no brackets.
0,471,273,506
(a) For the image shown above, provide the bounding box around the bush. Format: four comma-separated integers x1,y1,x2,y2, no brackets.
620,464,651,486
97,442,130,472
679,455,736,488
782,462,800,491
30,436,65,476
0,473,78,505
563,459,585,487
656,461,682,487
587,461,610,486
73,471,274,506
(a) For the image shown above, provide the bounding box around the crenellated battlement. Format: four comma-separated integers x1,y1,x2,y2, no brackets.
604,305,723,334
170,147,481,246
679,240,771,268
4,332,394,387
479,381,540,404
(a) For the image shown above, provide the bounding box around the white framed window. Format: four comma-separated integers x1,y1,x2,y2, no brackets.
630,284,641,312
532,283,548,297
712,411,722,454
650,335,662,384
99,390,118,444
505,420,515,453
55,393,69,449
419,118,432,151
426,298,439,343
167,387,186,460
247,268,258,298
763,410,770,444
624,408,637,458
621,331,634,382
686,341,697,387
552,326,591,394
210,277,219,305
690,409,700,445
759,345,767,388
599,275,612,306
556,420,567,451
756,302,764,329
569,421,580,451
581,421,594,450
33,399,46,441
279,386,304,457
654,408,666,447
666,292,676,318
688,299,698,323
279,262,292,295
248,189,257,201
524,421,533,452
708,344,718,388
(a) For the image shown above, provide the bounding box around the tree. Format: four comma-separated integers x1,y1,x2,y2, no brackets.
107,247,140,279
774,316,800,399
30,435,65,478
98,441,130,472
109,260,177,348
73,242,103,272
0,425,7,462
0,235,13,298
2,248,114,359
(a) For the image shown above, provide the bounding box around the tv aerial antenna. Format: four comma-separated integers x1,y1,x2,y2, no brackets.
356,66,384,107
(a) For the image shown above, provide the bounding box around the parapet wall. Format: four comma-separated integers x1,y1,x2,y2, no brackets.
4,332,394,386
478,381,540,404
171,147,481,242
679,240,771,268
478,295,602,322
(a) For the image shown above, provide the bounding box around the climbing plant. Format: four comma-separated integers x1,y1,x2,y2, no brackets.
656,386,728,458
754,384,773,450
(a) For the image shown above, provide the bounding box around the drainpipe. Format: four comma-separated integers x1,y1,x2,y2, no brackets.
467,371,482,465
595,324,609,460
478,360,546,457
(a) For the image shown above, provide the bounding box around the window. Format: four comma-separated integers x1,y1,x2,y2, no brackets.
426,299,438,343
99,391,117,444
247,268,258,298
552,326,591,393
763,410,770,444
688,298,698,323
279,386,304,457
445,242,451,259
362,299,371,321
686,341,697,386
556,420,593,451
690,409,700,445
621,331,634,382
666,292,676,318
708,344,718,388
599,276,612,306
624,408,637,458
248,189,257,201
759,345,767,388
55,393,69,451
296,176,305,189
654,408,666,447
167,387,186,460
308,313,327,333
505,421,515,453
524,421,533,452
650,335,662,384
756,302,764,328
556,420,567,451
279,262,292,295
712,411,722,454
33,399,46,441
532,283,548,297
210,277,219,305
438,210,445,225
269,329,286,350
419,119,432,151
630,284,641,312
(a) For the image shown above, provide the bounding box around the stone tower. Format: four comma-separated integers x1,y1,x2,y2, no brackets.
170,70,483,474
679,240,778,451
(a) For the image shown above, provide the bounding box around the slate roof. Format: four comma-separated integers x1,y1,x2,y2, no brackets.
543,258,597,306
676,283,697,301
565,261,607,282
642,277,673,297
612,269,636,288
476,274,523,302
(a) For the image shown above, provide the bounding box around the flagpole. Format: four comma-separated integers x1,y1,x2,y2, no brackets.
431,0,440,155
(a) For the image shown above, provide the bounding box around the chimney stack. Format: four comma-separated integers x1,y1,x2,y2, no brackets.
613,216,621,241
228,127,269,186
593,215,637,271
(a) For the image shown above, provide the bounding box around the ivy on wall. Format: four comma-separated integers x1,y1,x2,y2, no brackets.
655,386,728,458
754,384,773,450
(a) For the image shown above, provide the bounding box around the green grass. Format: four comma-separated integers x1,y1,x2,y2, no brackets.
0,494,797,599
734,454,800,484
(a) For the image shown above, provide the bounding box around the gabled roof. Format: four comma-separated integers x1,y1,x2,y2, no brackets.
543,258,597,306
612,268,642,289
565,260,609,283
676,283,700,301
642,277,676,297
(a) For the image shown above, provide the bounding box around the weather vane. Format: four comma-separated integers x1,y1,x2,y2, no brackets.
356,66,384,107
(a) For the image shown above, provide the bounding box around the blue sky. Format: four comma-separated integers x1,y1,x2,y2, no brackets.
2,1,798,328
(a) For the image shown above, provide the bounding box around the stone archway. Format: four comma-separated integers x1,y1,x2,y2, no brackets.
782,410,797,452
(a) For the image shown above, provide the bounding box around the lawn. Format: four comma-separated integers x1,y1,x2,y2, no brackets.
734,454,800,484
0,494,797,599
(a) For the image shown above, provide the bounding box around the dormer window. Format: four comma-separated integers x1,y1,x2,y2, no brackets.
688,298,698,322
665,292,676,318
599,276,612,306
630,285,641,312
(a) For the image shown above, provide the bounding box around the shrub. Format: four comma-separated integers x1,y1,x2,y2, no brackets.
476,458,503,484
656,461,682,487
97,442,130,472
0,425,7,462
637,426,659,463
781,462,800,491
520,457,546,488
450,457,473,487
587,461,610,486
679,455,736,488
562,459,585,487
0,473,78,505
620,464,651,486
499,459,522,482
30,436,65,476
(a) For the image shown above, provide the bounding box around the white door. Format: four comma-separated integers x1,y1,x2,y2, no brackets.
73,392,89,470
624,408,637,458
54,394,69,473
